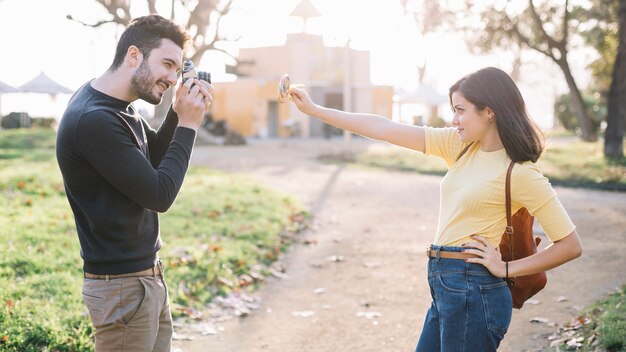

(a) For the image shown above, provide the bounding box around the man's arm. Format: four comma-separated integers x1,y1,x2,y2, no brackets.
144,106,179,167
77,111,196,212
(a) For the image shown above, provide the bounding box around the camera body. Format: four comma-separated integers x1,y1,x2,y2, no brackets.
182,60,211,86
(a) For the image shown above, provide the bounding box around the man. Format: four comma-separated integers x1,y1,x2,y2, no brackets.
56,15,213,351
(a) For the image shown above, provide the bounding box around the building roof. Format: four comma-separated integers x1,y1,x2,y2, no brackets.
290,0,321,19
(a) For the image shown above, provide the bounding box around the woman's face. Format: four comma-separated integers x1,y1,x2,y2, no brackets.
450,91,493,143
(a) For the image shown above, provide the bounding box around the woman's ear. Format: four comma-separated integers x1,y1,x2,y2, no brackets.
485,106,495,118
484,107,495,124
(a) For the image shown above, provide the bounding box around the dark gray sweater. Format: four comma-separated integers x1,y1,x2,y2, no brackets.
56,82,196,275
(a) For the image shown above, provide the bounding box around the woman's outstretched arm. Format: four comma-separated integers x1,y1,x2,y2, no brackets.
290,87,426,153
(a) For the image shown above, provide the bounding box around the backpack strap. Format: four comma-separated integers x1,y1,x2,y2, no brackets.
505,160,516,260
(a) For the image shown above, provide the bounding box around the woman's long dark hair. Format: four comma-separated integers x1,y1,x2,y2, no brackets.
449,67,544,163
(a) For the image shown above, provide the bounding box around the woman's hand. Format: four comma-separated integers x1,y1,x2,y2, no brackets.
289,87,320,116
461,235,507,278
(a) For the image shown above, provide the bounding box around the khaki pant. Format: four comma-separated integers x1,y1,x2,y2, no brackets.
82,275,172,351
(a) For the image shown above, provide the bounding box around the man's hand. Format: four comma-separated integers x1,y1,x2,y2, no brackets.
173,78,214,130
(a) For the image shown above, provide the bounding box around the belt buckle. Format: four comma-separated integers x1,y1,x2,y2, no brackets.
425,246,432,258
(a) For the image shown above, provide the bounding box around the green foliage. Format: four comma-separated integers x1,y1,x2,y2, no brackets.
561,286,626,351
331,138,626,191
554,92,606,133
0,129,307,350
572,0,620,95
426,116,447,128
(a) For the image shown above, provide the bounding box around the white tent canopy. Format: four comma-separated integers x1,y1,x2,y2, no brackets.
17,72,73,95
395,84,448,106
0,80,18,93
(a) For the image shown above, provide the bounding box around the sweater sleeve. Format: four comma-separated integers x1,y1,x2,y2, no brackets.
511,162,576,242
76,110,196,212
144,105,179,167
423,126,469,167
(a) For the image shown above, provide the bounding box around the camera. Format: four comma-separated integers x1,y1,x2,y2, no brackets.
182,60,211,87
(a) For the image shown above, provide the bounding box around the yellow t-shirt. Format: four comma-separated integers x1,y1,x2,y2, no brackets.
424,127,576,247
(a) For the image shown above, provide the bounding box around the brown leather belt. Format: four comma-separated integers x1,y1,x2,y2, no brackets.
426,248,481,260
84,261,164,280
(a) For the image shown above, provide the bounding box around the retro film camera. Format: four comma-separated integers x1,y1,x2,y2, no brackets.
182,60,211,87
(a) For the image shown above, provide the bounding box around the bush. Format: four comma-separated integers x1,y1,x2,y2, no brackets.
554,92,606,135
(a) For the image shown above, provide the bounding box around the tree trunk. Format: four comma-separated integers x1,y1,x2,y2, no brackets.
558,59,597,141
604,0,626,159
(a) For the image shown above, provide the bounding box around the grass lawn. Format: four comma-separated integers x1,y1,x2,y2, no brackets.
556,286,626,351
321,136,626,191
0,128,307,351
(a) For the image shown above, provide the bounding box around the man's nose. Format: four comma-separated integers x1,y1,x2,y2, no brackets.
167,71,178,86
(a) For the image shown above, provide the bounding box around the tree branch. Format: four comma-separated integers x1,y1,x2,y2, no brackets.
562,0,570,51
66,14,118,27
504,13,556,61
94,0,131,26
189,0,237,63
146,0,158,15
527,0,561,53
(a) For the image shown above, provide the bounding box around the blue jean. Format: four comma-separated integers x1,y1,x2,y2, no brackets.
415,245,513,352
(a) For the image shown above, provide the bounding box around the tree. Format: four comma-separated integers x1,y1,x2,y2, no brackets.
574,0,618,97
399,0,453,82
463,0,598,141
67,0,237,119
604,0,626,159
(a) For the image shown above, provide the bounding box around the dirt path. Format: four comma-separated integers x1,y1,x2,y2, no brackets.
173,138,626,352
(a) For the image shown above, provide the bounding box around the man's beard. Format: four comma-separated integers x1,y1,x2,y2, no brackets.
130,60,168,105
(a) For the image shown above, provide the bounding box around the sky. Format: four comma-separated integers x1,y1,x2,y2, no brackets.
0,0,595,128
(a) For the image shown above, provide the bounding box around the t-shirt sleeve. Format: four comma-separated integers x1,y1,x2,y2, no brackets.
511,163,576,242
423,126,469,167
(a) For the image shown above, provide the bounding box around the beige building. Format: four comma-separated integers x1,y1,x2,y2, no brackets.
211,0,393,138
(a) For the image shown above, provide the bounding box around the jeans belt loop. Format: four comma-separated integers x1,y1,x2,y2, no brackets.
435,247,441,260
105,274,110,282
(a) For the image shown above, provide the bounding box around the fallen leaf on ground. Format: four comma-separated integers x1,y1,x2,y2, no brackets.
530,317,550,324
172,333,195,341
356,311,382,319
292,310,315,317
309,261,325,268
328,255,345,262
363,260,382,268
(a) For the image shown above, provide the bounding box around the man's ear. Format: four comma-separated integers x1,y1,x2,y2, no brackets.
125,45,143,68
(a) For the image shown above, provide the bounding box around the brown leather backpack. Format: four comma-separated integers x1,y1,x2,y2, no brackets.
457,144,547,309
500,161,547,309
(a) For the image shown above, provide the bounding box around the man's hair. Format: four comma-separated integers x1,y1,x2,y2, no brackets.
110,15,191,71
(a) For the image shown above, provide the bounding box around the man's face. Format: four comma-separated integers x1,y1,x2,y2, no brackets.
130,39,182,105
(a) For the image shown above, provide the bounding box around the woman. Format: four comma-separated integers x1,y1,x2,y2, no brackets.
288,67,582,351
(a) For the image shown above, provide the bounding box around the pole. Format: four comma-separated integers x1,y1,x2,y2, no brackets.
343,40,352,150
